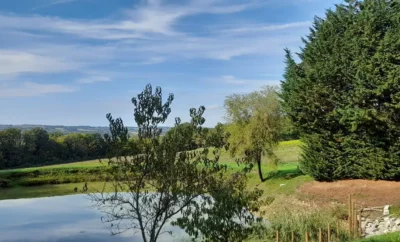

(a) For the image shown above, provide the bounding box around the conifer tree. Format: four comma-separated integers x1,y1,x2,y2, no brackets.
281,0,400,181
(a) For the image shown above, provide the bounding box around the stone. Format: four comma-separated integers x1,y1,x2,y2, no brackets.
383,205,390,216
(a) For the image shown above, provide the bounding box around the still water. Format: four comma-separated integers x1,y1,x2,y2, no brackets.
0,194,189,242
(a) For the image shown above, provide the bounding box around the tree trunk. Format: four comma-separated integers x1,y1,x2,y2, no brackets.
256,150,267,182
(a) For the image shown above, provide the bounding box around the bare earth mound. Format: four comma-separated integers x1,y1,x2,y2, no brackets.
298,180,400,207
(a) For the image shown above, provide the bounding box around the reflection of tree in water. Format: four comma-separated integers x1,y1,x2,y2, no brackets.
89,84,265,242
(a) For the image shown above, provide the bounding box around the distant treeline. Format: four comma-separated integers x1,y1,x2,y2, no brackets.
0,124,171,135
0,121,299,169
0,128,109,169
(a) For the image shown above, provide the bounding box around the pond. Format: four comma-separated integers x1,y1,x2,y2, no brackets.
0,194,189,242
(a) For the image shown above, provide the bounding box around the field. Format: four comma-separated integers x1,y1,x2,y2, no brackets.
0,140,306,200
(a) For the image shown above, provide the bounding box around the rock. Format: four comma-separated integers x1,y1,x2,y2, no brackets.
384,205,390,216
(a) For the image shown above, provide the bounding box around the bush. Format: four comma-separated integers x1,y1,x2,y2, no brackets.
0,178,10,188
258,196,350,242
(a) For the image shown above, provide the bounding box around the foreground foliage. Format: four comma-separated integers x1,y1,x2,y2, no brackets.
281,0,400,181
90,84,264,242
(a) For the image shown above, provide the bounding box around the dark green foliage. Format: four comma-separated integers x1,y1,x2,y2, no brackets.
205,122,228,149
280,117,300,141
280,0,400,181
0,128,110,169
173,173,264,242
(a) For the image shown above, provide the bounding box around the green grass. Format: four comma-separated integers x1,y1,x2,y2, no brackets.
0,158,107,173
0,140,310,200
353,232,400,242
0,182,112,200
389,205,400,217
0,166,110,187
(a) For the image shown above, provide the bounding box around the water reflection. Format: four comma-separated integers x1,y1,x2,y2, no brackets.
0,194,188,242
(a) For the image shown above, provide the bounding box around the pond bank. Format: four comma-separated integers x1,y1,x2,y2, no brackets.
0,182,110,200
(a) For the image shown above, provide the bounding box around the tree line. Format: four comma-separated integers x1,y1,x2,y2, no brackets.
0,119,297,170
0,128,108,169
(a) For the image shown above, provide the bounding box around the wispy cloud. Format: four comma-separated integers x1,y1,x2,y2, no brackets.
32,0,80,10
0,0,310,71
222,75,246,84
220,75,280,86
2,0,258,40
206,104,222,110
221,21,311,34
0,51,79,75
76,75,112,84
139,57,165,65
0,82,77,97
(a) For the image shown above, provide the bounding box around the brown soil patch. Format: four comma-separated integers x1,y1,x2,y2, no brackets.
298,179,400,207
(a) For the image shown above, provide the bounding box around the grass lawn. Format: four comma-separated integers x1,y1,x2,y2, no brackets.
354,232,400,242
0,140,310,200
390,205,400,217
0,158,108,173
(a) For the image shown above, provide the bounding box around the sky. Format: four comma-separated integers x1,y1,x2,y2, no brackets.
0,0,342,127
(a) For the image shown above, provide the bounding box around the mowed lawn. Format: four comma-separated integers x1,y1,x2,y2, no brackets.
0,140,310,200
0,158,108,173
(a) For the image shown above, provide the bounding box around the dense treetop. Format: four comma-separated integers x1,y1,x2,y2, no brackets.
281,0,400,181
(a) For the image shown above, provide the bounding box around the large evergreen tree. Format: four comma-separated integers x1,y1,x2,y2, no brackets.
281,0,400,181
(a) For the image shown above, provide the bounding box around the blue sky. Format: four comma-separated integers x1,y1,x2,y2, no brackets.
0,0,341,127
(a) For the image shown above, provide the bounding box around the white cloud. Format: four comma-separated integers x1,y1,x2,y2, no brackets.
206,104,222,110
0,0,310,71
221,21,311,34
0,0,257,40
222,75,246,84
220,75,280,86
0,82,77,97
139,56,166,65
76,75,112,84
0,51,78,75
32,0,82,10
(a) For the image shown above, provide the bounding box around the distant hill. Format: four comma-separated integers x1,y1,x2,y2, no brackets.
0,124,171,135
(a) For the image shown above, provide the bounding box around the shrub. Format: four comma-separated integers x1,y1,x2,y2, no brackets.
259,196,350,242
0,178,10,188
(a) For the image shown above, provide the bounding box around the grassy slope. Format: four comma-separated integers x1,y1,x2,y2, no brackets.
0,140,310,200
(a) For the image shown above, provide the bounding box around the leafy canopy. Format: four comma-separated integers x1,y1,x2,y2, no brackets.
91,84,264,242
224,86,284,181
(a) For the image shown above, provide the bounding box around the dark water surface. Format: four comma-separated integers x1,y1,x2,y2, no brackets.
0,194,188,242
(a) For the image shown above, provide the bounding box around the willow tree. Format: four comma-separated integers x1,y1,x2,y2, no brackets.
91,84,264,242
224,86,284,182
